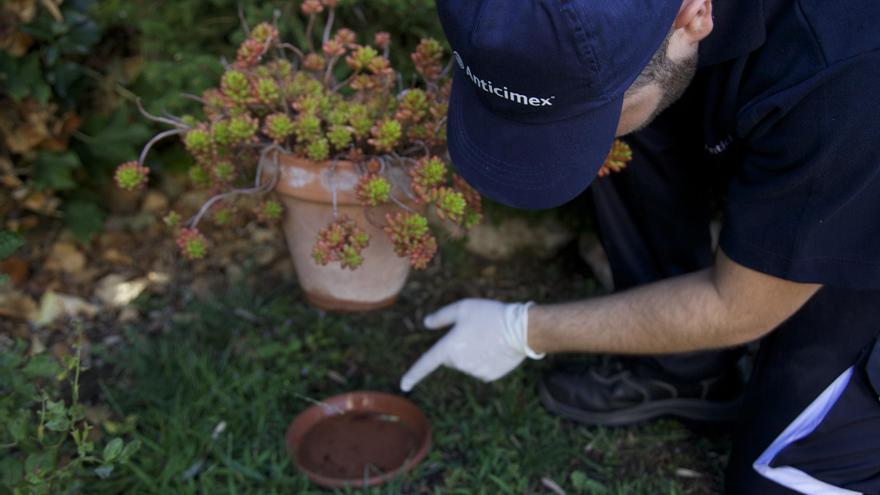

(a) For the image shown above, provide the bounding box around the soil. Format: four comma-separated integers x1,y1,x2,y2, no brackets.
296,411,420,480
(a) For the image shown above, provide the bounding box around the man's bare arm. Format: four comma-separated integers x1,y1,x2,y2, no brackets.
527,250,821,355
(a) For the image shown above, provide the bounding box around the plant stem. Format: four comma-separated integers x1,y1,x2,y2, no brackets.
188,145,282,228
71,333,82,410
238,3,250,34
139,129,187,167
332,73,356,92
389,193,415,213
323,55,340,86
322,8,335,45
181,93,206,104
136,99,190,129
304,14,316,52
281,43,305,60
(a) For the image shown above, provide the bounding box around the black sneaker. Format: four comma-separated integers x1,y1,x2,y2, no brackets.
539,357,743,426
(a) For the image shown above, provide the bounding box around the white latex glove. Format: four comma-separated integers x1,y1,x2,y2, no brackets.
400,299,545,392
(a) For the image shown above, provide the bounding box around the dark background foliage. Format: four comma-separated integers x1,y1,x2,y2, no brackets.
0,0,442,242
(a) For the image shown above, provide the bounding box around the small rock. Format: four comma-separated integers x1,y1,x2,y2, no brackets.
118,306,140,323
127,212,158,231
225,264,245,282
465,217,574,260
271,257,296,279
51,341,72,361
253,244,277,266
71,267,101,286
141,190,169,214
190,273,225,301
105,186,142,214
30,334,46,355
176,190,210,212
147,271,171,286
94,274,149,308
249,227,278,243
102,248,133,266
45,242,86,273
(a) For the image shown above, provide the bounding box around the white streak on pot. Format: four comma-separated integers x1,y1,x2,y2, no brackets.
320,168,359,192
284,166,316,188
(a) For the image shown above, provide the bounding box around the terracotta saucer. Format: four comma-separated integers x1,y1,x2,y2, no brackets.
285,391,431,489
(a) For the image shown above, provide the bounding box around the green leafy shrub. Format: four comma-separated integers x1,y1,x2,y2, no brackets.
0,337,139,494
0,0,151,241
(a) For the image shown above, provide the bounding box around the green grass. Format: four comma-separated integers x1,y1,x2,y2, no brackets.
79,251,728,494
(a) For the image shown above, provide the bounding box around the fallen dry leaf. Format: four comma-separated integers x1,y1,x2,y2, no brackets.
0,99,54,154
0,30,33,56
101,248,134,266
0,286,37,319
0,156,23,188
0,256,29,286
30,291,99,327
38,0,63,24
45,241,86,273
94,274,149,307
5,0,37,23
21,190,61,215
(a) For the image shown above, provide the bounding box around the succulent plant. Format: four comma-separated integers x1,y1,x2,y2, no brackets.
163,211,181,228
255,199,284,223
430,187,468,224
114,161,150,191
263,113,296,143
412,38,444,82
384,212,438,269
176,228,208,260
312,215,370,270
598,139,633,177
117,2,481,266
356,174,392,206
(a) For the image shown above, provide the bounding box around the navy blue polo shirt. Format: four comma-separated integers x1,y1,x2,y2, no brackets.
699,0,880,288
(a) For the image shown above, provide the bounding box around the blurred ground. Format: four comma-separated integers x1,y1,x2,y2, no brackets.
1,198,730,494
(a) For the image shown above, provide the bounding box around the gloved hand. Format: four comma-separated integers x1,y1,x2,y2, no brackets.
400,299,545,392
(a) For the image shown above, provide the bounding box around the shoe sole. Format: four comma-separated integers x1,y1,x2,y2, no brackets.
538,380,742,427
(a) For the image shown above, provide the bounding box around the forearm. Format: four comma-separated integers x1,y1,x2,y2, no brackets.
401,252,819,391
529,268,765,355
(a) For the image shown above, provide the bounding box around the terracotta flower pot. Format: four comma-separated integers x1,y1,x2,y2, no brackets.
271,154,412,312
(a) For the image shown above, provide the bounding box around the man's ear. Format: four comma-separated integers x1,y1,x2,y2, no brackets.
674,0,713,43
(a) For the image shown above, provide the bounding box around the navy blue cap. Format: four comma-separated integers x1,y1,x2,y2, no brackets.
437,0,683,210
